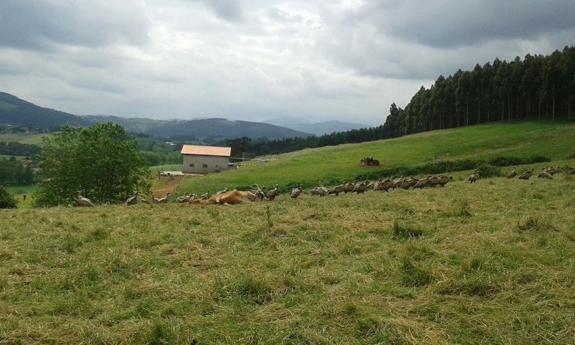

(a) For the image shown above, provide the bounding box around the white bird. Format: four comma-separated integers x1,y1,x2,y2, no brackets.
125,192,148,206
153,193,171,204
75,191,94,207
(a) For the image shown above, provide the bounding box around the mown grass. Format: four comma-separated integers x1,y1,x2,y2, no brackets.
0,132,50,145
1,171,575,344
149,164,183,172
178,121,575,194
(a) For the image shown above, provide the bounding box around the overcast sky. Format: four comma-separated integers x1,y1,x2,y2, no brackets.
0,0,573,125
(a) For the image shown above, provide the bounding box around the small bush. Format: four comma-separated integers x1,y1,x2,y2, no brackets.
0,186,17,209
400,259,434,287
475,164,501,178
392,220,424,240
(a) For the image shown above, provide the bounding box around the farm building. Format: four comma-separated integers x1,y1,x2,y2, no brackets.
181,145,232,174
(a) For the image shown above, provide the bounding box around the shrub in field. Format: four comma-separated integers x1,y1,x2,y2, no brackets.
35,123,149,206
475,164,502,178
0,186,17,208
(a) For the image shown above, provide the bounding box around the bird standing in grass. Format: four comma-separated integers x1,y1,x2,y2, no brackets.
266,185,279,201
153,193,171,203
506,169,517,178
290,186,303,199
125,192,148,206
518,170,533,180
75,191,94,207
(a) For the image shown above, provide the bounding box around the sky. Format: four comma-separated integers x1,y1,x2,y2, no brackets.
0,0,574,126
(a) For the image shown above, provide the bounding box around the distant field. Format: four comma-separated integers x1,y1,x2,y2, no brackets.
1,170,575,344
5,185,37,208
178,121,575,194
0,132,49,145
149,164,182,172
0,154,28,160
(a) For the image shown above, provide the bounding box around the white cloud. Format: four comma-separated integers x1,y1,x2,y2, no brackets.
0,0,573,126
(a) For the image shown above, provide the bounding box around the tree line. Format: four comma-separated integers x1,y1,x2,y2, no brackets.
221,46,575,157
386,46,575,136
0,157,34,186
0,142,40,157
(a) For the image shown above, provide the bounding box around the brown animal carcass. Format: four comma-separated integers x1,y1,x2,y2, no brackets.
191,190,258,205
538,171,553,179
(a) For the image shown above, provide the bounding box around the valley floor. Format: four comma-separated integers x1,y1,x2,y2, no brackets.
1,173,575,344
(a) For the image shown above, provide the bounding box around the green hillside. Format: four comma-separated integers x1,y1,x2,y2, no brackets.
179,121,575,193
1,173,575,344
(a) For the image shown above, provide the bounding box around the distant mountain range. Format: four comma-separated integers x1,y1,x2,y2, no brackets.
0,92,309,140
265,117,370,135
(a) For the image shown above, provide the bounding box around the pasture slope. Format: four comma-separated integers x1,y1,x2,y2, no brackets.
178,121,575,194
1,121,575,344
1,166,575,344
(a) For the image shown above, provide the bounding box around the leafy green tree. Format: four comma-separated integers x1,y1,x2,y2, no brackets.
0,186,17,209
36,123,149,206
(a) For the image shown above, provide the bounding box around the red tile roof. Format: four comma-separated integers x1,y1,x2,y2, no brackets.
180,145,231,157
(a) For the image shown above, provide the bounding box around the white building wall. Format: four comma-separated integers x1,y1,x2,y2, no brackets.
182,155,230,173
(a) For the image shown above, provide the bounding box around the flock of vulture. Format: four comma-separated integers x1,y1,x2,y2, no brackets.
468,165,575,183
74,165,575,207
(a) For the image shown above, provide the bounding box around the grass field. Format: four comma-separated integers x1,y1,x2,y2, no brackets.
178,121,575,194
149,164,183,172
1,167,575,344
0,132,49,145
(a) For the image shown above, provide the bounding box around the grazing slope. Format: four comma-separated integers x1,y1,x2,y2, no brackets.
1,175,575,344
179,121,575,194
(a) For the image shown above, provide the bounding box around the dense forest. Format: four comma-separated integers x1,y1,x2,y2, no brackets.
0,142,40,157
222,46,575,158
0,157,34,186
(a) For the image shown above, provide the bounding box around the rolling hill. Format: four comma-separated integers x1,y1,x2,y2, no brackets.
0,92,89,129
265,117,371,135
0,92,310,140
178,121,575,194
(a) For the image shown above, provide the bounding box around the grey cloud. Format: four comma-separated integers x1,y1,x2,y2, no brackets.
361,0,575,48
187,0,244,22
0,0,150,50
1,0,574,126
